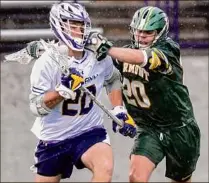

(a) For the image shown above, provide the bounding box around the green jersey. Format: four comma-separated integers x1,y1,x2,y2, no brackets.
114,38,196,127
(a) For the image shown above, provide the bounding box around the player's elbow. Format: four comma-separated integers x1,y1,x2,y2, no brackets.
104,68,122,94
29,94,52,117
29,102,45,117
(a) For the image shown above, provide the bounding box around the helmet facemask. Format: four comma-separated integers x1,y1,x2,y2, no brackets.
130,27,158,49
60,19,91,49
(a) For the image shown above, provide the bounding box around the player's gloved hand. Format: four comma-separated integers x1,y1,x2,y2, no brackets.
55,83,76,100
111,106,137,138
55,68,84,100
61,67,84,91
85,32,113,61
26,41,45,59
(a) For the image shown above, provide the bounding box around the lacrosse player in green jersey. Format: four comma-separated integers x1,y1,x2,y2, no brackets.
86,6,201,183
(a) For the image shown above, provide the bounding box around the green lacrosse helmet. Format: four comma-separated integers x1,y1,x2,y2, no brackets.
130,6,169,48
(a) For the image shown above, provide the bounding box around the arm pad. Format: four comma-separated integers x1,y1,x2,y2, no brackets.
29,94,52,117
104,67,122,94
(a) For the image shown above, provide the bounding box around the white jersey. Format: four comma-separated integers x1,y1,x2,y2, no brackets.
30,48,114,141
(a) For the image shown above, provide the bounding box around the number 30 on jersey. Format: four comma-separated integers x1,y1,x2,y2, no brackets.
123,78,151,108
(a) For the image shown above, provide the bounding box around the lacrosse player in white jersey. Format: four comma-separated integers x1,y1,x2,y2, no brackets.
28,2,137,182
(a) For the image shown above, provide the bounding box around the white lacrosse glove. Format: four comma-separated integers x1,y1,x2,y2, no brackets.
26,41,45,59
85,32,113,61
55,83,76,100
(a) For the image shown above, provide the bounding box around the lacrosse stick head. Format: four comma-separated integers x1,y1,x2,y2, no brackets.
39,39,73,76
49,2,91,52
4,47,34,64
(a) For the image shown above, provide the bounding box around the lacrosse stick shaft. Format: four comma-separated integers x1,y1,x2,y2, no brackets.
80,86,124,127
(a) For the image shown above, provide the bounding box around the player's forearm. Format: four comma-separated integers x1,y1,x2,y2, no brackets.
108,89,123,107
108,47,145,65
43,91,64,109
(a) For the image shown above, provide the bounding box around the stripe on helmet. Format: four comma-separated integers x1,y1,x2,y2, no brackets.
144,7,154,29
138,7,154,30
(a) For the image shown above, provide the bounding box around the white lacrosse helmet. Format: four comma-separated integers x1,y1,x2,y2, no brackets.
49,2,91,51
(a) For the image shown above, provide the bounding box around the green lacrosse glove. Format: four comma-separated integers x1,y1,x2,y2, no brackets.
85,32,113,61
26,41,44,59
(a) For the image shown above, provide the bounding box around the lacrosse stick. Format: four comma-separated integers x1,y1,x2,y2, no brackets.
39,39,124,127
3,40,56,64
4,46,34,64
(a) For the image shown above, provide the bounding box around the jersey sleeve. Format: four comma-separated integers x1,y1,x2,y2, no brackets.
103,55,115,81
140,47,173,74
112,58,123,74
30,53,55,95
